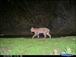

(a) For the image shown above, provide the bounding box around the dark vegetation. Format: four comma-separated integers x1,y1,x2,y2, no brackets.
0,0,76,37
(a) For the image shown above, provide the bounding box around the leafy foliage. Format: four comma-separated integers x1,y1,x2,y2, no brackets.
0,0,76,36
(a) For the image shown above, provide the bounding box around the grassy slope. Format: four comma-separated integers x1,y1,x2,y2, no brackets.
0,36,76,55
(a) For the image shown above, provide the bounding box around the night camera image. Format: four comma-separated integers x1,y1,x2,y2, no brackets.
0,0,76,56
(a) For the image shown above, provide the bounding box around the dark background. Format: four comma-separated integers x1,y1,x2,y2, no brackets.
0,0,76,37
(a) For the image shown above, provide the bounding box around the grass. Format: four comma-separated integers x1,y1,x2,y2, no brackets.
0,36,76,55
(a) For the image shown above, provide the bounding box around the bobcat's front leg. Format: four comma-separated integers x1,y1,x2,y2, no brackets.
32,34,37,39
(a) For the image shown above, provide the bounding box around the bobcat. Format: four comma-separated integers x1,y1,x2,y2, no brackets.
31,27,51,38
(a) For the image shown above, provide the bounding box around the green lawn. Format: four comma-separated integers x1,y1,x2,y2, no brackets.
0,36,76,55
